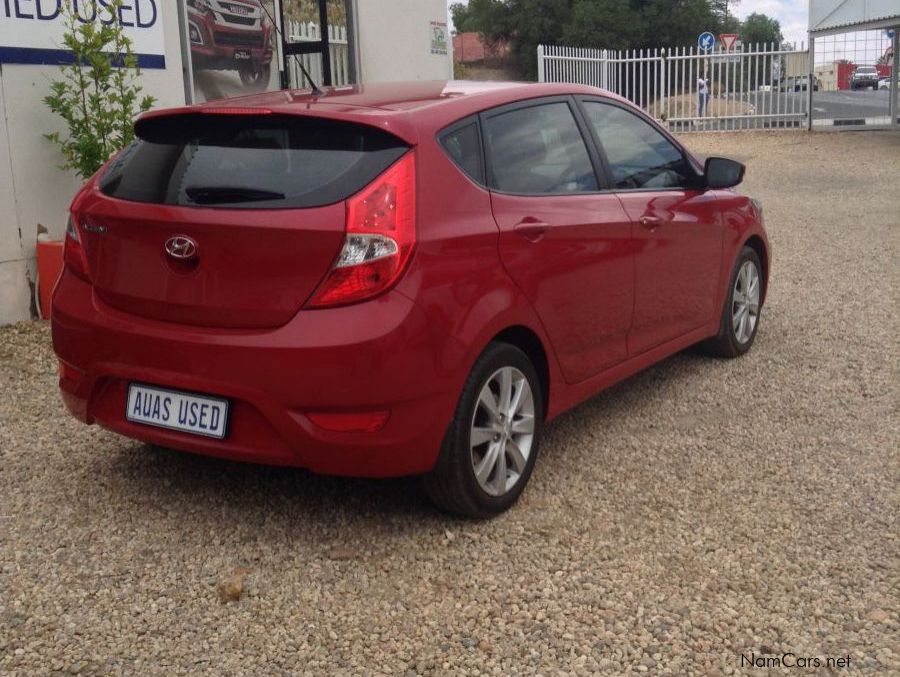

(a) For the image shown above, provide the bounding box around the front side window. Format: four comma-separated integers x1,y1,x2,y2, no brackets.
484,102,598,195
582,102,695,190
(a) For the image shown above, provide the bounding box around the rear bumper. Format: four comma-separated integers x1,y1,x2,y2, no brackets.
51,271,457,477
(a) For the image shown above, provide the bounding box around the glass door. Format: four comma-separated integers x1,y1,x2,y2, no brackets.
280,0,353,88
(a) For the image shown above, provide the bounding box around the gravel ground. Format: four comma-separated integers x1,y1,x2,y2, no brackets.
1,131,898,676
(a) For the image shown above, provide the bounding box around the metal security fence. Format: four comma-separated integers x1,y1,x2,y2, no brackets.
538,42,812,131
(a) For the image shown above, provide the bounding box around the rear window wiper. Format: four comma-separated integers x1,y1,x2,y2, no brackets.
185,186,286,204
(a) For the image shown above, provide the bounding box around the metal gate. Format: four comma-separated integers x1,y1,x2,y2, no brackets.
538,42,812,131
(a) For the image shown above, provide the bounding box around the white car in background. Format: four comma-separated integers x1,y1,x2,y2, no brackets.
877,75,898,91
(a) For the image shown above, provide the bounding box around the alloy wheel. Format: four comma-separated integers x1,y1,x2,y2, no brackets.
470,366,536,497
732,260,760,344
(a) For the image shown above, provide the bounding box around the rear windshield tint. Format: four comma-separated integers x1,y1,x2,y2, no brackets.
100,115,409,209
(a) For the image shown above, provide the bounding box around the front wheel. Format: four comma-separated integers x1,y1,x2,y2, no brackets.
701,246,764,358
238,62,271,88
423,342,543,518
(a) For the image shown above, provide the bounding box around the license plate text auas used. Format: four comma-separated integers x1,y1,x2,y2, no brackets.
126,384,229,439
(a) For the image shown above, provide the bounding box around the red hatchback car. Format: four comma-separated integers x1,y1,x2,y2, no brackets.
52,81,769,517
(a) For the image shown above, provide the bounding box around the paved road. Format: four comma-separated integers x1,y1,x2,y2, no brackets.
670,89,896,131
809,89,894,120
748,89,895,121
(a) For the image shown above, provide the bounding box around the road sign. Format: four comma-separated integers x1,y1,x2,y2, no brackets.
720,33,739,51
698,32,715,52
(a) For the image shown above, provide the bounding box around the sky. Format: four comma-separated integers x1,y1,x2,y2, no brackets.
731,0,807,46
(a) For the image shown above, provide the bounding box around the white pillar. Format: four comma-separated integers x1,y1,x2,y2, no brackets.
807,32,815,131
537,44,545,83
891,27,899,128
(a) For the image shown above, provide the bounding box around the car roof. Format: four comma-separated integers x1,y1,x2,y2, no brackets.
137,81,624,145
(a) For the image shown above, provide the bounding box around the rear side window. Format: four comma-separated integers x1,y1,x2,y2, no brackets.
440,121,484,184
100,115,409,209
484,102,598,195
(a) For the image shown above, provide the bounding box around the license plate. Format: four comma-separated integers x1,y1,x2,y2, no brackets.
234,50,251,60
126,384,229,439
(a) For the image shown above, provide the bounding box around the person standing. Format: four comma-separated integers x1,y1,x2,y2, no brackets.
698,75,709,117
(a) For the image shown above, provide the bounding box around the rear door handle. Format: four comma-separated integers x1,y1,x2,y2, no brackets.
514,220,550,242
639,215,662,229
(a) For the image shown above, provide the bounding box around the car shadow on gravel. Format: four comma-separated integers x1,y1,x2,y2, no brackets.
94,347,727,529
104,444,439,520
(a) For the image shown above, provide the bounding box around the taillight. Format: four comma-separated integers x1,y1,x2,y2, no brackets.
307,152,416,308
64,214,91,282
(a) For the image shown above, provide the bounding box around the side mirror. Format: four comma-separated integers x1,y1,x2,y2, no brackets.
704,157,745,190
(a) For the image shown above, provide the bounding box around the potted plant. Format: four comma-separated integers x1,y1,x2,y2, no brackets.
37,0,155,317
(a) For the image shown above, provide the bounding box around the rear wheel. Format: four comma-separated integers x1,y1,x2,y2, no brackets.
701,246,763,358
423,342,543,518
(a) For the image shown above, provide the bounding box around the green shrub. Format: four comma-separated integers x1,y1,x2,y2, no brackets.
43,0,155,179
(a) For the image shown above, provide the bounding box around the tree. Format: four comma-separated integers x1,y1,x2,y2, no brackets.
451,0,513,36
43,0,154,179
562,0,642,51
505,0,573,78
639,0,720,47
450,2,472,31
741,12,783,48
710,0,740,22
455,0,782,80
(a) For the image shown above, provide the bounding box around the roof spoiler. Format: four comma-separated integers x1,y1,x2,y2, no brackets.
134,108,276,143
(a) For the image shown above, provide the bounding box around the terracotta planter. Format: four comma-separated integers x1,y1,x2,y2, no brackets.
36,238,64,319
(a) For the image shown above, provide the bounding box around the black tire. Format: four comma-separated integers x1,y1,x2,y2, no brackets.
423,342,544,518
238,62,271,88
700,246,764,358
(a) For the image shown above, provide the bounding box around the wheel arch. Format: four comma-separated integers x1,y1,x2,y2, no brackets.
491,325,551,420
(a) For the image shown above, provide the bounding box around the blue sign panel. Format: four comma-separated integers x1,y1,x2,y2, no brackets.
698,31,716,52
0,0,165,68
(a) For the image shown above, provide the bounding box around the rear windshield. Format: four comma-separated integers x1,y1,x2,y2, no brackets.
99,114,409,209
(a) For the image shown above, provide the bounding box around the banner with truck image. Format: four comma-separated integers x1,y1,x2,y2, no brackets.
185,0,280,102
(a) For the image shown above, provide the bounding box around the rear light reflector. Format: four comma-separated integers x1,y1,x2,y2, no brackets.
58,359,84,384
307,411,390,433
307,152,416,308
63,215,91,282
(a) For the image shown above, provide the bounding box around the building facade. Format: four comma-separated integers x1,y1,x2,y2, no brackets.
0,0,452,324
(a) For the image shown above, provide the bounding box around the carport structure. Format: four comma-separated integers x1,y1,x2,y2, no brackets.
808,0,900,129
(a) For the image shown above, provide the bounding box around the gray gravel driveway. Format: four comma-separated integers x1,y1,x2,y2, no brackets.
1,131,898,675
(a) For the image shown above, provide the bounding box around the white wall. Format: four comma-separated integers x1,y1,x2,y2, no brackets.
0,0,453,324
353,0,452,82
0,3,186,325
